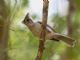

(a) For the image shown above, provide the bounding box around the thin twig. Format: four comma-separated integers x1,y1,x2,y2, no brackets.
36,0,49,60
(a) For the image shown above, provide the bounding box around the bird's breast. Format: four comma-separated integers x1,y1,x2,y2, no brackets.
29,23,41,37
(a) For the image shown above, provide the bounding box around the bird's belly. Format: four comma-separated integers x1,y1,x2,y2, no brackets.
32,29,41,37
31,28,53,40
29,25,41,37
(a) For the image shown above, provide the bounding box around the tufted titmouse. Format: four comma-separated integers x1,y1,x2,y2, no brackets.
22,13,76,47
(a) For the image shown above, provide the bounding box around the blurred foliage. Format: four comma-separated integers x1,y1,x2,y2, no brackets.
75,0,80,9
0,0,79,60
51,15,67,33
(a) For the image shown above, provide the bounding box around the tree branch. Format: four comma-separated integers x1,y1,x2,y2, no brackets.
36,0,49,60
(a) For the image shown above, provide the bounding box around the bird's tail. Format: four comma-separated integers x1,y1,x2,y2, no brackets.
50,33,76,47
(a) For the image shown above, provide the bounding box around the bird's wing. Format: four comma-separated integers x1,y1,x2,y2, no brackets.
37,21,56,32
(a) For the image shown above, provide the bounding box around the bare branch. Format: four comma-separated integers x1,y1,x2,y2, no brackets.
36,0,49,60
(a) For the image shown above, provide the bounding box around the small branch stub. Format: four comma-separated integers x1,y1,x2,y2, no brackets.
36,0,49,60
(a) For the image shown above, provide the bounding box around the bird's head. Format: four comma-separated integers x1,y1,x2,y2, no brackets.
22,13,34,26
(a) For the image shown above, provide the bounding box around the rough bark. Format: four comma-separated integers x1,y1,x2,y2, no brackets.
36,0,49,60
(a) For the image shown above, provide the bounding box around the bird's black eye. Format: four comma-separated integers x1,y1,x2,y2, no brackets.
38,21,42,24
22,18,29,24
27,19,29,21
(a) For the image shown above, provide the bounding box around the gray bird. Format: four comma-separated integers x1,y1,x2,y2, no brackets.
22,13,76,47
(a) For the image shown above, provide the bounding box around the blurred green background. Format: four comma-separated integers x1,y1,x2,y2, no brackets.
0,0,80,60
